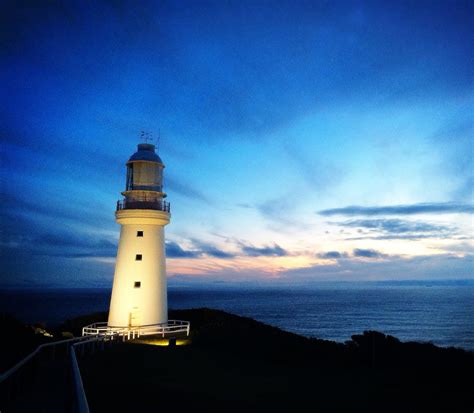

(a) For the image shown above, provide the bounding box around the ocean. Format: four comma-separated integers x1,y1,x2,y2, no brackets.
1,282,473,350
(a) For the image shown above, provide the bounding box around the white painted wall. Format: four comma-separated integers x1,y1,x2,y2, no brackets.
108,209,170,327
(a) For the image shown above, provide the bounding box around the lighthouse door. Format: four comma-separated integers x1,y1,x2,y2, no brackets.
129,308,141,327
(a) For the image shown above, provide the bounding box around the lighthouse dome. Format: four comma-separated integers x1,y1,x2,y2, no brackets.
128,143,163,164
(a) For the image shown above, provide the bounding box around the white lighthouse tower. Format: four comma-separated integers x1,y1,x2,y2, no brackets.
107,142,171,328
81,142,189,339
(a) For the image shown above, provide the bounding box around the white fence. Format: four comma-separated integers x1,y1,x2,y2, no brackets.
0,335,105,383
0,334,109,413
82,320,191,341
70,337,108,413
1,320,190,412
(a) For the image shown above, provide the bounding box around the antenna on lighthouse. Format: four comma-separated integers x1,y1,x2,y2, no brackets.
139,130,153,144
157,128,161,153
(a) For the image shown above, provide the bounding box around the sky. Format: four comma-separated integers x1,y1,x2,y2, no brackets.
1,0,473,288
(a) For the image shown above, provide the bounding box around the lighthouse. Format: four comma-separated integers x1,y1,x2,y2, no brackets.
107,143,171,328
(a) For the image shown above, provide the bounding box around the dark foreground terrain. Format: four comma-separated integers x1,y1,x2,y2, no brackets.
81,309,472,412
2,308,473,412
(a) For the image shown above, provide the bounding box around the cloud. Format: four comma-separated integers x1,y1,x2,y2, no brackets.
353,248,386,259
34,234,116,258
191,240,236,259
337,218,450,233
3,0,473,142
0,193,117,260
281,253,473,282
166,239,236,259
0,228,117,260
433,242,474,255
257,198,289,222
165,241,201,258
330,218,457,240
169,239,287,259
284,145,344,193
166,176,211,204
325,217,462,242
317,251,348,259
40,234,115,250
240,243,288,257
347,234,446,241
236,203,253,209
256,197,307,231
430,116,474,201
0,191,112,228
319,202,474,216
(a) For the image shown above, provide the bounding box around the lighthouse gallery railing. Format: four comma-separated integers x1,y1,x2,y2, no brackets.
116,198,170,212
82,320,190,340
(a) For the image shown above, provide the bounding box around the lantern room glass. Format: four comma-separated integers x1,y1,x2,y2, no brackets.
126,162,163,192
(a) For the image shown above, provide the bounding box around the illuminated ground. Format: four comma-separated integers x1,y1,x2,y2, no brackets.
79,309,473,412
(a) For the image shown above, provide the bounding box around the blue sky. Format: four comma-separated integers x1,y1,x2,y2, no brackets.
1,0,473,287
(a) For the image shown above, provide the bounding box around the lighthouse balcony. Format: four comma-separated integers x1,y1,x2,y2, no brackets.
82,320,190,340
117,199,171,212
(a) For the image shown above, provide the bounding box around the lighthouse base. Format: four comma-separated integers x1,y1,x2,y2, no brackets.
82,320,190,341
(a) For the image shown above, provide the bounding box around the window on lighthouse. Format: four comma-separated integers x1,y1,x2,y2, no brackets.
137,231,143,237
131,163,163,191
136,254,142,261
134,281,141,288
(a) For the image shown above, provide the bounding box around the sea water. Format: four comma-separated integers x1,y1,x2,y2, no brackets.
1,282,472,350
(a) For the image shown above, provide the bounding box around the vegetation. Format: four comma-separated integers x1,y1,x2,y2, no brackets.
2,309,471,411
78,308,473,412
0,313,55,371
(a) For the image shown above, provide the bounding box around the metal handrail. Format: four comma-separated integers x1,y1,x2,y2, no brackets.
0,335,91,383
1,331,125,412
70,335,123,413
82,320,191,340
116,199,171,212
70,339,100,413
